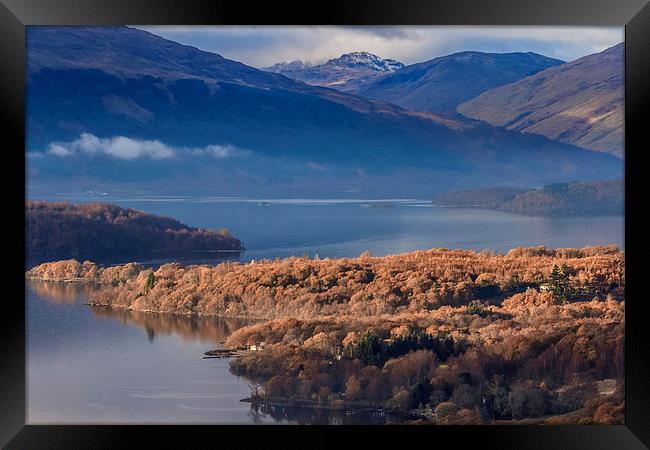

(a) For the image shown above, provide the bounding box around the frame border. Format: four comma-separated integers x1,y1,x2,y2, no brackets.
2,0,648,448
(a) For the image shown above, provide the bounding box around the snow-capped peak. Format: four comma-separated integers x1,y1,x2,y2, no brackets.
263,60,312,72
324,52,404,72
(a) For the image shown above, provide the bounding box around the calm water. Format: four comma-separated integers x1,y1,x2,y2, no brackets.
27,197,624,423
31,196,625,263
27,281,394,424
27,281,258,424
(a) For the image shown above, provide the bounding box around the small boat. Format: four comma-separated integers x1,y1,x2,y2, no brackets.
257,201,271,207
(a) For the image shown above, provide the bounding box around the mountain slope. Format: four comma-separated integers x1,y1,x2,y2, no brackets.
355,51,564,115
457,43,623,157
263,52,404,91
26,27,621,197
27,27,408,118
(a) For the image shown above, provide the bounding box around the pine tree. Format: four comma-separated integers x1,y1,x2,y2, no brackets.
549,264,572,301
550,265,561,297
144,272,155,293
560,264,572,300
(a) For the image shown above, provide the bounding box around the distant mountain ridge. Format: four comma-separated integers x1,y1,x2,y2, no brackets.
263,59,312,73
354,51,564,115
328,52,404,72
263,51,404,90
27,27,403,118
433,179,623,215
457,43,623,157
26,26,622,197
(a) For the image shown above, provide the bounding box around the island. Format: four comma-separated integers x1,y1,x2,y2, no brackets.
26,245,624,424
26,201,243,265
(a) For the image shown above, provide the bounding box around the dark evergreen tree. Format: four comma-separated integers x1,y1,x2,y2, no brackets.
145,272,155,292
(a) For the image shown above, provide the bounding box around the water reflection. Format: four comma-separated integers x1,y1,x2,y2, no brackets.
27,279,109,304
247,402,403,425
27,201,625,270
27,279,400,424
26,200,625,423
27,279,252,345
90,307,251,344
27,279,264,424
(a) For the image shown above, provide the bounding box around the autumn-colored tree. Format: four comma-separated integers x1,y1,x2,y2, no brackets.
344,375,362,401
29,245,625,424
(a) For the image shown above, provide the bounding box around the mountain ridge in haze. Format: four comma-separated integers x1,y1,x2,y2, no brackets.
26,26,621,197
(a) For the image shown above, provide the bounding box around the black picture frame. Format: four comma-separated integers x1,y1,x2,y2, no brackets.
2,0,648,448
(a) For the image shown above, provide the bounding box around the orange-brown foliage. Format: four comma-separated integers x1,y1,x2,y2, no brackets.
27,245,624,320
26,246,624,424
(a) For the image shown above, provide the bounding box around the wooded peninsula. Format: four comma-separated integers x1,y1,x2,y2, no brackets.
26,201,242,264
432,179,623,215
26,245,624,424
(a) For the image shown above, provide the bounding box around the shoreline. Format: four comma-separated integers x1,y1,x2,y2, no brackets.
239,396,421,422
83,302,269,322
26,245,625,425
25,244,624,320
429,203,625,217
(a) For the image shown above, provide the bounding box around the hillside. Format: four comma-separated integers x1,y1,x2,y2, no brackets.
26,201,242,265
457,43,623,157
26,245,623,318
26,27,621,197
433,179,623,215
26,246,625,424
263,52,404,91
355,51,563,115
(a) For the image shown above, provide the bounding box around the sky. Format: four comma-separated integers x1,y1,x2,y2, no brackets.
135,26,623,68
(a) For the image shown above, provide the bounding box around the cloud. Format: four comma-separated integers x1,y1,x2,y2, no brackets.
135,25,623,67
47,133,251,160
48,133,174,160
190,144,251,158
26,151,45,159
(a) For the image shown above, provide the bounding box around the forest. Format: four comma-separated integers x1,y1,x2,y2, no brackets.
26,201,242,265
432,179,623,215
26,245,624,424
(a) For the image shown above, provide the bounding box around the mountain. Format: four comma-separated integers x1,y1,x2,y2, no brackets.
457,44,623,157
262,60,313,77
26,26,621,197
26,201,242,266
433,179,623,215
354,51,564,115
263,52,404,91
